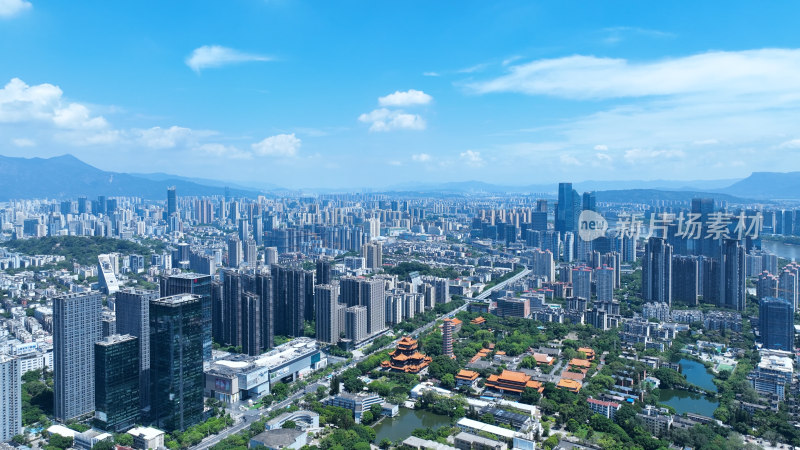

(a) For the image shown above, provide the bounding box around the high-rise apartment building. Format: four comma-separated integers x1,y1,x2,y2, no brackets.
0,355,21,442
115,289,157,413
758,271,779,301
719,239,746,311
642,237,672,305
53,292,101,422
316,258,332,285
572,266,592,300
243,239,258,266
595,266,615,302
345,306,368,343
241,292,261,356
672,255,699,306
779,264,799,308
271,266,310,337
315,284,341,344
149,294,204,432
264,247,279,265
362,241,383,270
360,278,385,336
253,271,275,350
227,236,242,268
94,334,139,432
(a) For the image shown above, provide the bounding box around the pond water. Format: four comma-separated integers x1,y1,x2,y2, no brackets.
372,408,452,443
658,359,719,416
679,358,717,393
658,389,719,416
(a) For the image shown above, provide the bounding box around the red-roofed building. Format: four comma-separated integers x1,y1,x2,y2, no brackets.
587,397,621,419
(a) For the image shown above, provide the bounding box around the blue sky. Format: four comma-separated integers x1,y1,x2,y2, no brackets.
2,1,800,189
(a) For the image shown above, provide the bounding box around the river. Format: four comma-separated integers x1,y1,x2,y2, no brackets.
372,408,452,443
761,240,800,261
658,359,719,416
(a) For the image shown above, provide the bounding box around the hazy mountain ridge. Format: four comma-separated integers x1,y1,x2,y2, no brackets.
0,154,796,201
0,154,261,200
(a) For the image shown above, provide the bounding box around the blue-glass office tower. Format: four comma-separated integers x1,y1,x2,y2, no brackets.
94,334,140,432
149,294,204,432
760,297,794,351
160,273,212,361
555,182,580,235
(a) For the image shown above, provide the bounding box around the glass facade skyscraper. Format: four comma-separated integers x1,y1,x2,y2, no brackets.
149,294,204,432
115,289,157,413
760,297,794,351
94,334,140,432
160,273,212,361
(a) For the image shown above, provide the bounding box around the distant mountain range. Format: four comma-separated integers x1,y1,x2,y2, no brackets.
0,154,260,200
0,153,798,201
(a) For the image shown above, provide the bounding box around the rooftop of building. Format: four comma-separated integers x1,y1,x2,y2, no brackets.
96,334,137,346
557,379,582,392
454,432,505,447
456,370,480,380
456,418,516,439
210,337,320,375
251,428,304,447
127,427,164,440
588,397,620,408
151,293,200,306
167,272,210,280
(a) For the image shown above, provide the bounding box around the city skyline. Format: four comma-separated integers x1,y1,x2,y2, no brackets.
3,2,800,188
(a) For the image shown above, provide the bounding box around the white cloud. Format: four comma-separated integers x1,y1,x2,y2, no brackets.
11,138,34,147
595,153,612,162
458,63,488,74
378,89,433,107
358,108,425,132
53,103,108,129
135,126,216,149
560,154,582,166
186,45,271,72
197,143,252,160
251,133,301,157
412,153,431,162
779,139,800,149
467,49,800,99
0,78,109,130
422,72,440,77
0,0,31,18
467,48,800,179
388,160,402,166
623,148,685,163
460,150,484,167
693,139,719,146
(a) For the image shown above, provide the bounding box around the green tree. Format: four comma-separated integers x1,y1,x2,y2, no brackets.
441,373,455,389
520,387,541,405
282,420,297,429
92,440,115,450
48,434,73,449
114,433,134,446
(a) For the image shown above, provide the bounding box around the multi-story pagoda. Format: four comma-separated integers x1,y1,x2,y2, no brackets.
381,336,432,373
